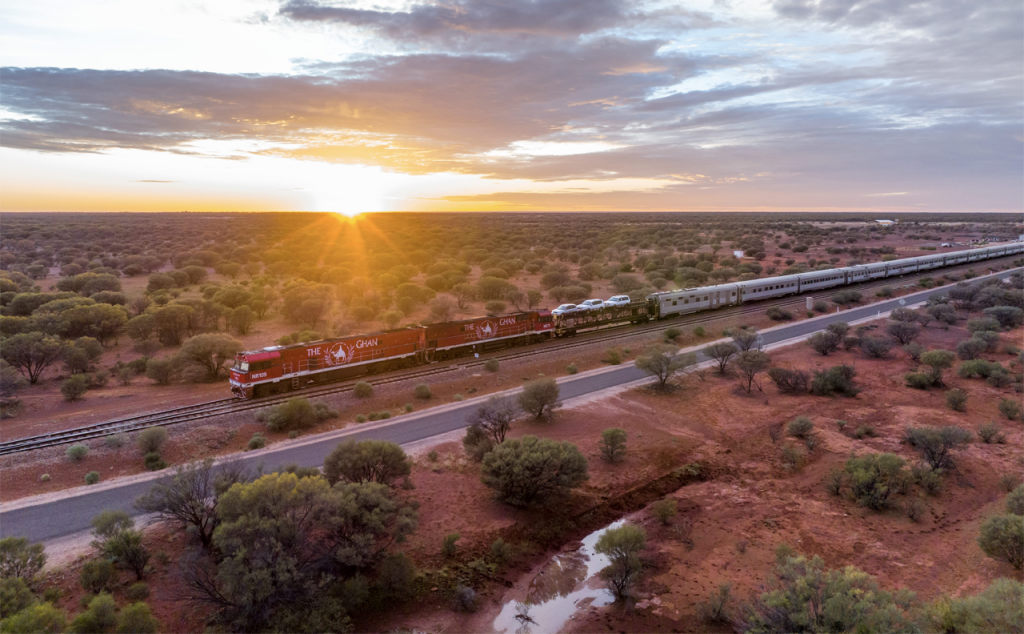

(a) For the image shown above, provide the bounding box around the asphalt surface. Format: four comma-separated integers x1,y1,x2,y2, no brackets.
2,267,1017,543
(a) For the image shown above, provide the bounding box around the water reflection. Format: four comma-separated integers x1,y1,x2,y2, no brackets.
493,520,625,634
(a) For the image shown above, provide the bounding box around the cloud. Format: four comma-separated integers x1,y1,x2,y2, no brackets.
134,179,176,183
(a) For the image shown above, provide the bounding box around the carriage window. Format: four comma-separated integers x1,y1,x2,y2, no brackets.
704,296,708,301
683,299,688,304
672,301,678,306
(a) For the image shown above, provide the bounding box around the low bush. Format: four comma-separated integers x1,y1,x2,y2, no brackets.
413,384,432,399
442,533,460,558
126,582,150,601
945,389,968,412
143,452,167,470
452,585,478,613
652,498,677,525
693,326,706,337
247,433,266,450
484,358,500,373
264,398,337,432
698,583,733,623
767,367,809,393
66,444,88,462
905,372,935,390
977,514,1023,569
85,471,100,485
844,453,906,510
823,467,843,496
766,306,793,321
860,336,893,358
490,538,511,562
904,497,925,522
61,375,90,402
781,444,805,469
811,365,859,397
599,428,628,462
353,381,374,398
999,398,1022,421
978,422,1005,444
566,363,578,374
958,359,1004,379
903,342,924,361
603,348,622,365
904,425,972,470
1007,484,1024,514
664,326,681,341
104,433,127,449
137,427,168,454
80,559,115,593
787,416,814,439
354,414,367,423
854,425,875,439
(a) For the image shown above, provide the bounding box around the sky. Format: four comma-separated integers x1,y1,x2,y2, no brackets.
1,0,1021,214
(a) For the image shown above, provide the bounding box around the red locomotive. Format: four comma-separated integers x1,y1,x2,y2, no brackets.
230,310,553,398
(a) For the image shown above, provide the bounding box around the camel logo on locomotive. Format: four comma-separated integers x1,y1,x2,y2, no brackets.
319,338,379,367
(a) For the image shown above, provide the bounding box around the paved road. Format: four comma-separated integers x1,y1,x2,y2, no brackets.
2,268,1017,542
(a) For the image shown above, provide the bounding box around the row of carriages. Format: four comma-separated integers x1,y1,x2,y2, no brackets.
650,244,1023,318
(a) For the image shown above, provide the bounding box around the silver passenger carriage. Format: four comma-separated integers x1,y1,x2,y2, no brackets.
846,261,887,283
796,269,848,292
649,283,740,317
734,275,800,303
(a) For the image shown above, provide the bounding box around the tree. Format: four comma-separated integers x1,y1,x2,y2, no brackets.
735,350,771,393
518,377,560,419
978,514,1023,569
70,592,118,634
57,304,128,345
451,283,476,309
480,435,588,507
382,310,403,330
844,453,905,510
125,313,156,342
887,321,921,345
904,425,972,470
135,459,248,550
176,333,241,381
229,306,254,335
703,341,738,374
152,304,194,346
0,577,36,617
767,367,809,393
0,537,46,580
635,345,696,389
99,527,150,581
807,330,842,356
323,440,411,487
526,290,544,309
599,428,628,462
428,296,455,323
595,524,646,600
466,396,518,444
187,473,415,632
0,333,67,384
920,349,956,385
732,329,761,352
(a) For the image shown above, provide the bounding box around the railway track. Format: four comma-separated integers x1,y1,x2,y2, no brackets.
2,255,1018,456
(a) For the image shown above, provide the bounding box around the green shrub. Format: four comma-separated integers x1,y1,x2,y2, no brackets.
998,398,1022,421
61,375,90,402
916,466,943,496
566,363,578,374
787,416,814,439
137,427,168,454
604,348,622,365
453,393,464,401
143,452,167,471
924,578,1023,634
978,422,1005,444
66,444,89,462
490,538,511,562
0,577,36,617
967,317,1001,333
599,428,628,462
355,414,367,423
945,389,968,412
427,450,438,462
904,497,925,523
441,533,460,558
247,434,266,450
518,377,559,419
766,306,793,321
904,425,972,470
480,435,588,507
414,384,432,399
844,453,906,510
876,286,894,298
484,358,500,373
781,444,805,469
905,372,934,390
353,381,374,398
958,359,1004,378
1007,484,1024,515
664,326,681,341
811,365,859,396
265,397,337,432
368,412,379,421
126,582,150,601
39,474,50,482
323,439,411,487
0,537,47,581
104,433,128,449
652,498,677,525
115,602,159,634
699,582,733,623
595,524,646,599
693,326,706,337
84,471,100,485
0,603,67,633
71,593,117,634
854,425,875,439
80,559,116,593
823,467,843,496
977,514,1024,569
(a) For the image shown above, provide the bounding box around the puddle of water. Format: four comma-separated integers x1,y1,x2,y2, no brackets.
492,519,625,634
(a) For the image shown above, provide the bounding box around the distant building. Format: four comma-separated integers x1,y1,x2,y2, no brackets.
733,250,745,258
874,219,897,226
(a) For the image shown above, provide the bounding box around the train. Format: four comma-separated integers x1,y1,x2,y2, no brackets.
230,242,1023,398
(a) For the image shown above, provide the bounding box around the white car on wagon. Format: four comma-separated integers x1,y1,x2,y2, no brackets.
551,304,580,316
578,299,605,311
605,295,631,307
